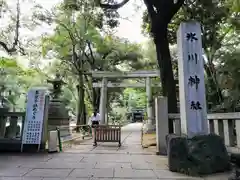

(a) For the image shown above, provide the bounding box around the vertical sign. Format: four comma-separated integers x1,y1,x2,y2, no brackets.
177,21,208,137
21,88,46,147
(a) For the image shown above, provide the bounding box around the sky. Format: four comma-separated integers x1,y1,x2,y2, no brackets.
1,0,148,66
4,0,147,43
37,0,147,43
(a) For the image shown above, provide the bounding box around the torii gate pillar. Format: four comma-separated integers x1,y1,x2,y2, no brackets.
146,77,154,125
143,77,155,132
99,77,107,124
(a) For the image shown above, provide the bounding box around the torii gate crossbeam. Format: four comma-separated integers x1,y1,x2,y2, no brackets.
91,70,161,130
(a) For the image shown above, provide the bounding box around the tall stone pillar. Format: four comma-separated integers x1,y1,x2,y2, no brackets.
99,78,107,124
146,77,154,125
155,96,168,155
166,22,228,175
177,21,208,137
152,99,156,125
143,77,155,133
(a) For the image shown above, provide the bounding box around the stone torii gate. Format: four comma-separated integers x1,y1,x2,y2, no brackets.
91,70,161,130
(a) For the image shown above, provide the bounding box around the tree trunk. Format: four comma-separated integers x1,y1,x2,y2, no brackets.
83,102,87,124
76,76,86,126
153,25,177,133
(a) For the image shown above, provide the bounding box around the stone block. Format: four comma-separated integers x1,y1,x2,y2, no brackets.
114,169,157,178
167,134,231,176
95,162,131,169
1,178,42,180
167,134,188,172
0,168,31,177
154,169,201,179
69,168,114,178
25,168,72,178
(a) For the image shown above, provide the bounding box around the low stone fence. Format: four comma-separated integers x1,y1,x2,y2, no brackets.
169,113,239,149
155,97,240,155
56,125,92,149
0,112,25,139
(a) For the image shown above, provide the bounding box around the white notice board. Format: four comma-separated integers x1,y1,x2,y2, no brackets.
21,88,46,147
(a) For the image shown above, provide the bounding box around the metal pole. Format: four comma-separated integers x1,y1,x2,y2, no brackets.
56,127,62,152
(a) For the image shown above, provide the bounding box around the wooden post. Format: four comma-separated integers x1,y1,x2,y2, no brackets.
155,96,168,155
41,94,49,148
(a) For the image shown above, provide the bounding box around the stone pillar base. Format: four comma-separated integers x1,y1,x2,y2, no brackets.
48,99,71,138
167,134,230,176
142,123,155,134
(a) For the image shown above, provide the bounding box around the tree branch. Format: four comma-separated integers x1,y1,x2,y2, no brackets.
87,41,95,64
18,41,27,55
60,51,80,74
0,41,16,53
0,0,20,54
57,20,75,43
168,0,185,22
13,0,20,47
83,73,93,104
143,0,156,21
97,0,130,9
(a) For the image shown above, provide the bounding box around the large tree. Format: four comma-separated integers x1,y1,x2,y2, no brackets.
38,0,117,125
168,0,239,108
0,57,46,111
0,0,39,55
97,0,185,132
0,0,21,54
141,0,239,111
41,0,142,125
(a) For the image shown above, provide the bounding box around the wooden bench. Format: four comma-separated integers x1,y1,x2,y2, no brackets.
94,125,121,147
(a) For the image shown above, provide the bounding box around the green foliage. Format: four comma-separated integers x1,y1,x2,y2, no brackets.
40,0,145,121
142,0,239,56
142,0,239,109
142,0,237,48
3,0,238,119
227,0,240,12
108,108,125,124
122,88,146,110
63,0,120,29
213,48,240,111
0,57,46,111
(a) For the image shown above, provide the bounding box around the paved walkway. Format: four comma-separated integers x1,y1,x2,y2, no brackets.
0,123,230,179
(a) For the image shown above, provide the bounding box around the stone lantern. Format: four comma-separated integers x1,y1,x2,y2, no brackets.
47,73,70,137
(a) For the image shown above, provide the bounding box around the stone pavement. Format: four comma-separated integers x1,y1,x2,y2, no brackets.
0,123,230,180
